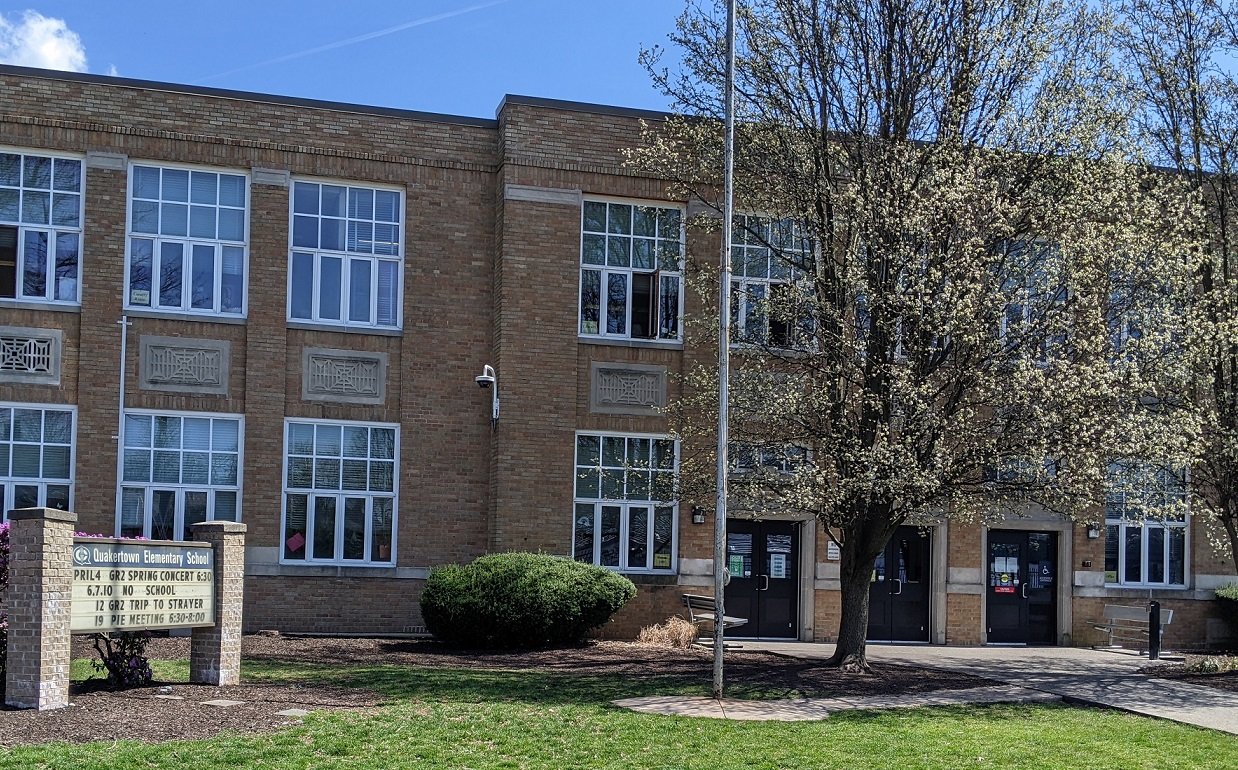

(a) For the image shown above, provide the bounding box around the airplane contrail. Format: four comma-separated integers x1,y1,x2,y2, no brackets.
195,0,510,84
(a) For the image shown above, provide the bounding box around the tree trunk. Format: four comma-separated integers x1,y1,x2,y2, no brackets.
825,514,893,671
1223,498,1238,576
826,550,876,671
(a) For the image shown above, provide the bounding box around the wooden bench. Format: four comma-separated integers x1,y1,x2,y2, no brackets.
1092,604,1174,651
682,593,747,630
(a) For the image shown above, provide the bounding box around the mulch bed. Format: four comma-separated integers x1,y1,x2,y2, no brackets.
1143,656,1238,694
0,635,995,747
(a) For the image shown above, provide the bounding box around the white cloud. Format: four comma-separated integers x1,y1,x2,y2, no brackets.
0,11,87,72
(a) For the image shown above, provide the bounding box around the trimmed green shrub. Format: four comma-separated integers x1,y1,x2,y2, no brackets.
421,552,636,648
1218,583,1238,620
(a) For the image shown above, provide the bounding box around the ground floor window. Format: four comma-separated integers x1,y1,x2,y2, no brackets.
1104,462,1187,587
572,432,677,572
118,411,241,539
282,419,397,565
0,403,73,520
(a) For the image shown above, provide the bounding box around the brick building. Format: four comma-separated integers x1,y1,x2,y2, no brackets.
0,64,1232,648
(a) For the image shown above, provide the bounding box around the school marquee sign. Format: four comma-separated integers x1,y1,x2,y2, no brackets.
70,539,216,633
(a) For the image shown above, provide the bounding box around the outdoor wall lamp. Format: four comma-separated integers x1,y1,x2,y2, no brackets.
692,506,707,525
475,364,500,426
1086,524,1101,539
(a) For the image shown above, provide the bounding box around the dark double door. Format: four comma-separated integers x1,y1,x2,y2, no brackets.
867,526,932,643
986,530,1058,645
724,519,799,639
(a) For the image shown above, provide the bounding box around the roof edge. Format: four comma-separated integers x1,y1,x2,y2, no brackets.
496,94,675,122
0,64,498,129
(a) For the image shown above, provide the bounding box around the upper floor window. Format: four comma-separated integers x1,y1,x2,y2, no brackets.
289,180,403,329
731,215,812,348
580,199,682,342
118,411,242,540
282,419,397,565
0,403,74,520
731,442,808,474
0,151,83,305
126,164,248,316
999,239,1067,360
573,432,678,572
1104,462,1187,587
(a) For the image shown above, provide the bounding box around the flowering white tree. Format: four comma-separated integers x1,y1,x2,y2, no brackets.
1119,0,1238,573
635,0,1203,668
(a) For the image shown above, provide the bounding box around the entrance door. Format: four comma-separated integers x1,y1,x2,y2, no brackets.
868,526,932,642
724,519,799,638
986,530,1057,645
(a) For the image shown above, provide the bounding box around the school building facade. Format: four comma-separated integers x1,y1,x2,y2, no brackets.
0,64,1231,649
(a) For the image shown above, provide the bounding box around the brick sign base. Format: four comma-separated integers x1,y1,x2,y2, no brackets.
3,508,246,710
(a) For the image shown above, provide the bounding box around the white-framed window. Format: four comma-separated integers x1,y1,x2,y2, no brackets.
126,164,248,316
999,239,1066,360
573,432,677,572
117,411,242,540
1104,462,1187,587
731,442,808,474
0,403,74,520
579,199,682,342
731,215,812,348
281,419,397,565
0,150,83,304
288,180,403,329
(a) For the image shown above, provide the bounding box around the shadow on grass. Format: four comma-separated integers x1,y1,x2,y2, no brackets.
243,661,721,706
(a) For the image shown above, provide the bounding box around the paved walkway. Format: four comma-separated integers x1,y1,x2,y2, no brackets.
614,684,1059,721
742,642,1238,735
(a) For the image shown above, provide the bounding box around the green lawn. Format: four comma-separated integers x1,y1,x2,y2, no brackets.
5,658,1237,770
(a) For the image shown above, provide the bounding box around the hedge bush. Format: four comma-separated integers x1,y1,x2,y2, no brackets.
421,552,636,648
1218,583,1238,621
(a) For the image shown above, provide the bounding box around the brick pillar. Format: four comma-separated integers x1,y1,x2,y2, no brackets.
189,521,246,685
4,507,77,710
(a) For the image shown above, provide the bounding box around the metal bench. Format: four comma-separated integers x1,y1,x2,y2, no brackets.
682,593,747,630
1092,604,1174,652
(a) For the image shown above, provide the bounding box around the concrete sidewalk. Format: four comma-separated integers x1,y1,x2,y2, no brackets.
614,684,1059,721
743,642,1238,735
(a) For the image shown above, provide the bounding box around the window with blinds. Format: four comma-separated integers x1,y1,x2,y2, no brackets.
118,411,242,540
288,180,403,330
126,164,247,316
0,403,74,520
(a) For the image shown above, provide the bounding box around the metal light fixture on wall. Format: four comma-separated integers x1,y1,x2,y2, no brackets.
475,365,499,426
692,506,707,525
1086,524,1101,539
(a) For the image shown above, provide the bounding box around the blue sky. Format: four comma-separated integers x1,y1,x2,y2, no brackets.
0,1,686,117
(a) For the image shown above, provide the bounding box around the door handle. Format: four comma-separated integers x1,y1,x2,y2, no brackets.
758,574,769,591
1021,583,1028,599
892,578,903,596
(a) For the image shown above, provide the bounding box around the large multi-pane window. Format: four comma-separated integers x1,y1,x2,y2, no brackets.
282,419,397,565
126,164,248,316
731,215,812,347
288,180,402,329
0,150,83,304
999,239,1066,360
118,412,241,540
573,432,677,572
0,404,73,519
1104,462,1187,587
579,199,682,342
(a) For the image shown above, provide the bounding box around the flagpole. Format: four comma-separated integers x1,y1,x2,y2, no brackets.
713,0,736,701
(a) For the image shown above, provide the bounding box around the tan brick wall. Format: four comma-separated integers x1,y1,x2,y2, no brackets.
946,594,983,645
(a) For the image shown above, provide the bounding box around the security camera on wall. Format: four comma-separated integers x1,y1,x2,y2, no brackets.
475,364,496,389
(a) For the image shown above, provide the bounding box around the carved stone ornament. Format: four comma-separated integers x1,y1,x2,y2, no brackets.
0,326,61,385
139,336,230,395
302,348,388,405
591,363,667,415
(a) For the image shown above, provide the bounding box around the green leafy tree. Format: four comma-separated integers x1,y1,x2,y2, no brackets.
634,0,1202,669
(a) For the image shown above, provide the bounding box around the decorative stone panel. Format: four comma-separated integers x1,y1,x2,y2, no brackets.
302,347,387,405
590,362,667,415
0,326,61,385
139,336,230,395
